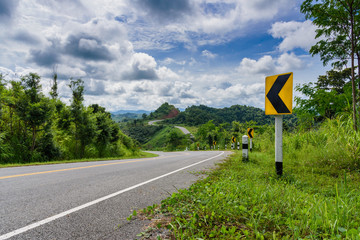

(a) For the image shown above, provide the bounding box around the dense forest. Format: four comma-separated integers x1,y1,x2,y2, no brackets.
0,73,137,164
165,104,273,126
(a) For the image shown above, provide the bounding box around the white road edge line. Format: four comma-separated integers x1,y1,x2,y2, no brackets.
0,151,225,240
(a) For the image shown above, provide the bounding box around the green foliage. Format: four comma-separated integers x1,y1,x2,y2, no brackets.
191,120,271,150
295,68,354,129
150,116,360,239
167,104,275,126
142,126,172,150
0,132,12,162
0,73,138,164
165,128,188,151
300,0,360,130
122,124,164,145
17,73,52,153
301,0,360,68
50,72,58,99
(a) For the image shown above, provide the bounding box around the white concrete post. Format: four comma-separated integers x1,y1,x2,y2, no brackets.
275,115,283,176
225,144,227,150
242,135,248,161
237,142,240,150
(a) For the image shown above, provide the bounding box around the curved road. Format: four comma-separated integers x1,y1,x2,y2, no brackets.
0,151,230,240
148,120,194,138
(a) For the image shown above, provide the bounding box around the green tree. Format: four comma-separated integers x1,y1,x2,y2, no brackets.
231,121,242,140
166,128,186,150
6,81,23,136
90,104,113,157
69,78,96,158
196,120,216,143
50,72,58,99
295,68,353,129
0,74,5,129
0,72,137,163
17,73,52,154
301,0,360,130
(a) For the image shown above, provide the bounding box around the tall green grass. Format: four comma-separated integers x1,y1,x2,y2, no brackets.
142,116,360,239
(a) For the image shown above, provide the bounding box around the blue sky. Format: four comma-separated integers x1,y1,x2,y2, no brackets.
0,0,330,111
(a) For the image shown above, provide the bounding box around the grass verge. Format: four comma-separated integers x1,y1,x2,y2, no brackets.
134,149,360,239
0,151,157,168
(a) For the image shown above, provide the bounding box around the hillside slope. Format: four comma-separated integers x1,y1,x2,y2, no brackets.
165,105,273,126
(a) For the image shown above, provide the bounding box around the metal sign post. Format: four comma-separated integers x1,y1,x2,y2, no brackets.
265,72,293,176
247,128,254,152
275,115,283,175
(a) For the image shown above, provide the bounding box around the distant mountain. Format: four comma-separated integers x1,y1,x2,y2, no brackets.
149,102,180,120
111,110,152,122
111,110,151,115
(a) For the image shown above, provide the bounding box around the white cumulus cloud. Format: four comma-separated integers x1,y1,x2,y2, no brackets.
237,53,304,76
269,20,318,52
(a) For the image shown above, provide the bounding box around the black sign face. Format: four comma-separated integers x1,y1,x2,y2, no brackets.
247,128,254,138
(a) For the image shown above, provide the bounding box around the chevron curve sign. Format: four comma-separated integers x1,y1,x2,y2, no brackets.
247,128,254,139
265,72,293,115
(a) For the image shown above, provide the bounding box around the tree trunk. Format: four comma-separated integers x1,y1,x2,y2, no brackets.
358,54,360,92
350,5,357,131
31,125,36,152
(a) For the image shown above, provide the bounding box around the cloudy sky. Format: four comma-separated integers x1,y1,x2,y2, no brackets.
0,0,330,112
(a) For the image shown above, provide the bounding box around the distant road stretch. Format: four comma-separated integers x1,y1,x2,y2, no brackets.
148,119,192,137
175,126,191,135
148,119,163,125
0,151,230,240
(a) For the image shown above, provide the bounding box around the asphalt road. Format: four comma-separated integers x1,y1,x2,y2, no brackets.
0,151,231,240
148,120,163,125
148,120,194,139
174,126,190,135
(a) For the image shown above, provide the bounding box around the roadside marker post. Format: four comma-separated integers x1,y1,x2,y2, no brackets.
265,72,293,176
237,142,240,150
247,128,254,152
242,135,248,161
